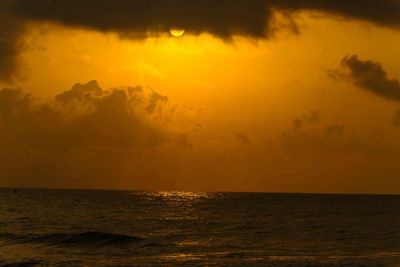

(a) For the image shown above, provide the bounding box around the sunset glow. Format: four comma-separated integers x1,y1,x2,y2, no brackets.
1,1,400,194
1,1,400,266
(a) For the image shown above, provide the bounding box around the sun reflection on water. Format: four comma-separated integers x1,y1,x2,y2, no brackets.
139,191,211,202
158,191,209,200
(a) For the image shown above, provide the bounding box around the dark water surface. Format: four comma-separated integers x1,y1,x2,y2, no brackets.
0,189,400,266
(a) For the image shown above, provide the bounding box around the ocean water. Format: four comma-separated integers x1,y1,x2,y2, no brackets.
0,189,400,266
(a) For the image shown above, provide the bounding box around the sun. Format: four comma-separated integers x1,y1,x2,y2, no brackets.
170,28,185,37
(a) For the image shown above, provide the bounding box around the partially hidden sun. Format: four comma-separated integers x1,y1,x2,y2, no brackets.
170,28,185,37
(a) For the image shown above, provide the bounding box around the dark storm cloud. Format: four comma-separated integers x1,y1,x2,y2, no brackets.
273,0,400,29
6,0,400,38
341,55,400,102
8,0,272,38
1,0,400,82
2,0,271,82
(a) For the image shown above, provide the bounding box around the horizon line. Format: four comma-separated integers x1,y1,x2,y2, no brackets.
1,186,399,196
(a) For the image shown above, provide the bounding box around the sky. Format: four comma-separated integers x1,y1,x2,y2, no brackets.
1,0,400,193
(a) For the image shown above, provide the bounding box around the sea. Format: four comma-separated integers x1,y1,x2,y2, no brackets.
0,189,399,267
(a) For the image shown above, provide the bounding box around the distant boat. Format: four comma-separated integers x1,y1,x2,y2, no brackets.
13,189,17,194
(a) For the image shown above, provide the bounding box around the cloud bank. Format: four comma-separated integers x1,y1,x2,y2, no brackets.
0,80,189,187
1,0,400,82
2,82,400,192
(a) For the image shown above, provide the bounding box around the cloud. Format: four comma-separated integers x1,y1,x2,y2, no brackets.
291,110,322,130
55,80,103,105
0,6,25,83
175,133,193,148
279,113,387,155
0,80,171,149
8,0,400,37
1,0,400,82
8,0,271,38
302,110,322,124
279,119,387,155
0,80,189,185
341,55,400,102
146,91,168,114
235,132,252,145
274,0,400,29
393,109,400,127
292,118,303,129
324,123,345,137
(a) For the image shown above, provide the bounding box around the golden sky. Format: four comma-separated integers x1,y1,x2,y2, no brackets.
1,1,400,193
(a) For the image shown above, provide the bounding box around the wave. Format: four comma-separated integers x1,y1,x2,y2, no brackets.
0,231,143,248
0,259,45,267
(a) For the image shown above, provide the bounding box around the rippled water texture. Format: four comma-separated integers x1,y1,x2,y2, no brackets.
0,189,400,266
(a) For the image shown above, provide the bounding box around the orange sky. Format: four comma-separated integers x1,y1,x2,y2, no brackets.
1,6,400,193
